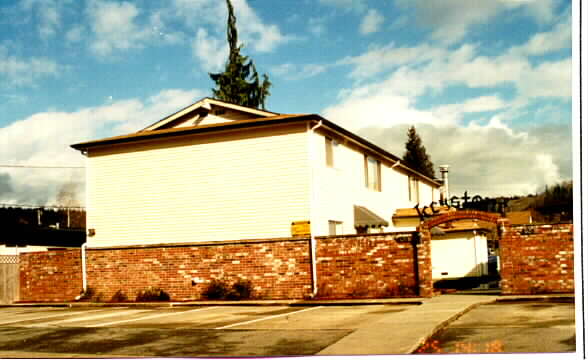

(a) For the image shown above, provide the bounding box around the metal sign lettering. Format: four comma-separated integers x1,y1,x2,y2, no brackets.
415,191,506,222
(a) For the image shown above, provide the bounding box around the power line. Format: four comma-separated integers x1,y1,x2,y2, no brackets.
0,165,84,169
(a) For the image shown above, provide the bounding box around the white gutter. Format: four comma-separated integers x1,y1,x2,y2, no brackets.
308,120,322,297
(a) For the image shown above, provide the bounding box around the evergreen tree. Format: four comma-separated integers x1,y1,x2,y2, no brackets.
402,126,435,179
209,0,271,109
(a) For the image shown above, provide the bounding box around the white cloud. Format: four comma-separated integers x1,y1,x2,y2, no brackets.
271,63,328,80
359,9,384,35
338,42,446,80
0,88,204,206
20,0,69,40
65,25,84,43
318,0,367,12
87,0,148,56
519,58,571,98
395,0,559,44
86,0,181,57
509,17,571,56
308,17,328,36
193,28,227,72
170,0,292,70
0,47,60,86
337,37,571,104
356,122,571,197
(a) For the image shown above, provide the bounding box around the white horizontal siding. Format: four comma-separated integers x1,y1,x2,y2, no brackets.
86,125,310,247
310,130,440,235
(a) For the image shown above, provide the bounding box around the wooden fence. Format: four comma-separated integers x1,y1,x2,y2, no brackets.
0,255,19,304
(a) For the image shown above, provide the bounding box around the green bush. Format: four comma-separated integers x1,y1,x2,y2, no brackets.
135,287,170,302
110,289,128,302
202,278,254,300
228,279,254,300
202,278,231,300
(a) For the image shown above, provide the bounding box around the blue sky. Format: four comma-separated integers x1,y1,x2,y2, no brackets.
0,0,574,206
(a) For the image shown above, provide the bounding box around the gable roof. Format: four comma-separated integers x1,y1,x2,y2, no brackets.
71,98,441,187
140,97,278,132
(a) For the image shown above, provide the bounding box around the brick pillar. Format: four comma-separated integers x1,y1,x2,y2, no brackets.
417,230,433,297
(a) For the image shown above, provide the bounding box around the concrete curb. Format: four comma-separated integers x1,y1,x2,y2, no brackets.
406,298,497,354
406,293,576,354
3,298,424,308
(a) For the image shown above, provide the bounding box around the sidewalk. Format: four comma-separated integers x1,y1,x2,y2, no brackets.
318,294,500,355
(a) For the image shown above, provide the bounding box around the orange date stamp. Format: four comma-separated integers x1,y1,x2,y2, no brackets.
417,339,505,354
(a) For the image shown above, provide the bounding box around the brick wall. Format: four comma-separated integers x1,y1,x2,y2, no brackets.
19,238,312,302
87,238,312,301
315,232,433,299
500,223,574,295
20,249,82,302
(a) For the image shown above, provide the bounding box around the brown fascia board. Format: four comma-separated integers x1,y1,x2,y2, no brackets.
71,113,441,186
71,113,315,151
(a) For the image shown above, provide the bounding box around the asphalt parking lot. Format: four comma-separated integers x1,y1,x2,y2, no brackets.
416,299,576,354
0,304,411,357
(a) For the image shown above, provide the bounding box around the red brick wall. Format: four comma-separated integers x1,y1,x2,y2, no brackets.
315,232,432,298
19,249,82,302
86,239,312,301
500,223,574,295
19,238,313,302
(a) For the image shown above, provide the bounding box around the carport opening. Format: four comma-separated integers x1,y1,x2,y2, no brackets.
420,211,504,294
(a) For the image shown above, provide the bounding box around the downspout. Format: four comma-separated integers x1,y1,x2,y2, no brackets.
78,150,89,299
81,242,88,292
308,120,323,298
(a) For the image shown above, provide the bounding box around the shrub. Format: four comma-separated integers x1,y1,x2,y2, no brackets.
202,278,231,300
110,289,128,302
228,279,254,300
202,278,255,300
135,287,170,302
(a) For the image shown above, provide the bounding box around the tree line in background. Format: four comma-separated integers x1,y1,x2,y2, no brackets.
0,207,86,229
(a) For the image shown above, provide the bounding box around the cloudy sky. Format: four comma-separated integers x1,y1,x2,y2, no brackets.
0,0,575,207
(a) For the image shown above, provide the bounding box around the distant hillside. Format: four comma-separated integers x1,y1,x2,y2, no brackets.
505,181,573,223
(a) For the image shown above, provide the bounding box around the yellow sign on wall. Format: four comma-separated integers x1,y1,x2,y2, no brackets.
291,220,311,237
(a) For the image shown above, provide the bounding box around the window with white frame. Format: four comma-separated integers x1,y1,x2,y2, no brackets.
364,155,381,191
408,176,420,203
328,220,343,235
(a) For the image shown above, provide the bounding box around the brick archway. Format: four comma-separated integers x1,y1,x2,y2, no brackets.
419,210,505,231
416,210,507,296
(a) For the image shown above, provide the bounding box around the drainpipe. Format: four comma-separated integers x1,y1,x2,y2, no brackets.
81,242,88,292
308,120,323,297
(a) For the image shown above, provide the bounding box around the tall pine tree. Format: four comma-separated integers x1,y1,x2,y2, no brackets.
402,126,436,179
209,0,271,109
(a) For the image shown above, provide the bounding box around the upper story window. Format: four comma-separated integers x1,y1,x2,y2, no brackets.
325,137,339,168
364,155,381,191
408,176,420,202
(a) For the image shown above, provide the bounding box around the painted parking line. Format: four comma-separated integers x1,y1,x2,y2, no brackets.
0,309,106,326
26,308,144,328
215,306,324,330
87,306,220,328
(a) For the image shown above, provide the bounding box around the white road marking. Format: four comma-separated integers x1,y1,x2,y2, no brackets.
215,306,324,330
26,308,145,327
87,306,219,328
0,309,105,326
